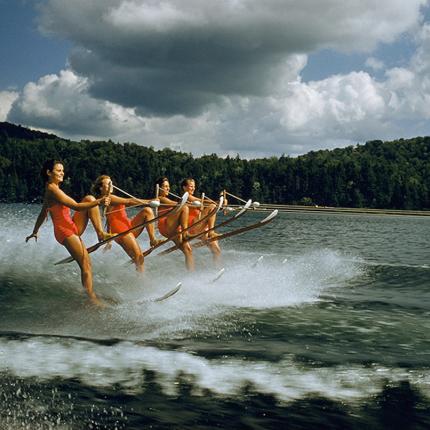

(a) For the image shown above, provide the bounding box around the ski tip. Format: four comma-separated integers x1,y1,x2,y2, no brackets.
180,192,189,205
236,199,252,216
262,209,278,223
252,255,264,267
211,268,225,283
152,282,182,302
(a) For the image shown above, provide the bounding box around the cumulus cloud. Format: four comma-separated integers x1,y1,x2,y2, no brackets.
6,0,430,157
8,70,145,138
0,91,19,121
276,21,430,146
365,57,385,71
279,72,387,139
37,0,426,116
6,68,222,153
390,22,430,118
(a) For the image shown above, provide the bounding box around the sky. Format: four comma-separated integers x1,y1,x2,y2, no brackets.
1,0,430,158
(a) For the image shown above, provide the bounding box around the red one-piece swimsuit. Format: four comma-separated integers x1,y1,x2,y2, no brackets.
48,204,79,244
106,204,149,242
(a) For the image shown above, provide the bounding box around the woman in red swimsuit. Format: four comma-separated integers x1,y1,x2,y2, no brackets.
157,177,194,271
181,178,221,263
91,175,161,273
26,159,110,305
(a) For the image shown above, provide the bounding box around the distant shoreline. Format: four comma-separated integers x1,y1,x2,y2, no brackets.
2,202,428,217
228,204,430,217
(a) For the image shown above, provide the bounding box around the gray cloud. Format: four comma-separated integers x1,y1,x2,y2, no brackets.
38,0,427,116
6,0,430,158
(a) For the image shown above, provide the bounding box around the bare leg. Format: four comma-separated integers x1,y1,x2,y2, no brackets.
131,207,160,245
161,205,189,239
200,203,221,262
179,205,189,238
173,238,195,271
163,207,194,271
164,205,189,240
73,195,106,240
208,241,221,265
62,235,101,305
116,233,145,273
203,203,218,232
189,222,221,264
188,203,219,238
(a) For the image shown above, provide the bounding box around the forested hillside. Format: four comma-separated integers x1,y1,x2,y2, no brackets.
1,122,429,209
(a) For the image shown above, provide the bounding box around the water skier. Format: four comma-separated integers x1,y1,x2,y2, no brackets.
181,178,221,262
156,177,195,271
25,159,111,305
91,175,162,273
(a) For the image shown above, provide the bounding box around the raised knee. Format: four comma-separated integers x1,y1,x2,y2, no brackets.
82,195,96,202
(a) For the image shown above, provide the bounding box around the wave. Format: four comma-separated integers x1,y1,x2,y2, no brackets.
346,258,430,270
0,334,428,404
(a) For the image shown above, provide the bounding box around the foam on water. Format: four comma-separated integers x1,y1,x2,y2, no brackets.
0,336,428,403
1,206,365,340
90,246,363,342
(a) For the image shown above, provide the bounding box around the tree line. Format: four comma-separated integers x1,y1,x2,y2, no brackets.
0,122,429,209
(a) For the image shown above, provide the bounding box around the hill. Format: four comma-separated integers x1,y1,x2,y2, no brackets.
0,122,429,209
0,122,61,141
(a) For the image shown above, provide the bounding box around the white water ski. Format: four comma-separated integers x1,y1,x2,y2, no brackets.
137,282,182,303
252,256,264,268
211,268,225,283
194,209,279,248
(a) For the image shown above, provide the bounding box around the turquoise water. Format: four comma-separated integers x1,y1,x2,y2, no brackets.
0,204,429,429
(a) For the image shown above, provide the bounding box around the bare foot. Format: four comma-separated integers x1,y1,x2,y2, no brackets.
150,238,164,247
90,297,107,308
99,231,116,241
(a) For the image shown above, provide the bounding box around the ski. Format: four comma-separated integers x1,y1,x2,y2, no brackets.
137,282,182,303
193,209,279,248
211,268,225,283
155,196,227,256
157,199,252,256
54,192,189,265
251,256,264,268
122,196,225,264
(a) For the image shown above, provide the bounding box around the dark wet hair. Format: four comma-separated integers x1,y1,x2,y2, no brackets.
40,159,63,182
181,178,195,188
155,177,169,187
91,175,111,197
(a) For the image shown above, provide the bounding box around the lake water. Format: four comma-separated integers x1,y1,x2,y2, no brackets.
1,203,429,429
